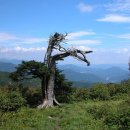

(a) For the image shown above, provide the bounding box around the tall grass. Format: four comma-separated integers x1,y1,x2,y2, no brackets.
0,99,127,130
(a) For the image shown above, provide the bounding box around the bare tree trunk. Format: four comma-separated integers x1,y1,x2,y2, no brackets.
38,77,54,108
46,71,55,107
38,61,60,108
37,32,92,108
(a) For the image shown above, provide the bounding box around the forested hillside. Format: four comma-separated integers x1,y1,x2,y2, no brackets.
0,62,129,87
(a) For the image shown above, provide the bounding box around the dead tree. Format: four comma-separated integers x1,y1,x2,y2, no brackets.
38,32,92,108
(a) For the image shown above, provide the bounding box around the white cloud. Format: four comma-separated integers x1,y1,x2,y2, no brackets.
68,39,101,45
0,33,18,41
75,46,91,51
0,46,46,53
65,31,101,46
105,0,130,13
97,0,130,24
0,32,47,44
116,33,130,39
67,31,95,40
115,48,130,54
0,46,47,61
89,47,130,64
19,38,47,44
97,14,130,23
77,3,93,12
123,48,129,52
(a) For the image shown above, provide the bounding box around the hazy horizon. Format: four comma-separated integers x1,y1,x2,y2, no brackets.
0,58,129,68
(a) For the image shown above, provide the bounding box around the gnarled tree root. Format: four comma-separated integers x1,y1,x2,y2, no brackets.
37,98,61,109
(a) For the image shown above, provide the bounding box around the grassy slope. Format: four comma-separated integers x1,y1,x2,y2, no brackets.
0,100,123,130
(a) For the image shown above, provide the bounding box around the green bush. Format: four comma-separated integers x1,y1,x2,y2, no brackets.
89,83,110,100
72,88,90,101
55,81,73,103
111,93,129,100
0,91,26,112
107,83,120,96
105,99,130,130
119,80,130,94
87,103,112,120
21,87,42,107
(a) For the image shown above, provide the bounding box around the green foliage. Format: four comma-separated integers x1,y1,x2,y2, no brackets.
111,93,129,100
55,69,73,103
119,80,130,94
105,100,130,130
89,83,110,100
87,103,112,120
70,79,130,102
21,87,42,107
10,60,49,81
9,61,73,104
0,101,112,130
0,92,130,130
0,91,26,112
107,83,120,96
106,80,130,100
72,88,90,101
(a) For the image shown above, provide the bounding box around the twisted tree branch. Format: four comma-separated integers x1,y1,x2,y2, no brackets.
52,49,92,65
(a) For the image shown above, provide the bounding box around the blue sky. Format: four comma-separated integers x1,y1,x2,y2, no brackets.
0,0,130,65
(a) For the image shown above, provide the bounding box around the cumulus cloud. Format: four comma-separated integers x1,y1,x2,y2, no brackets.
0,33,18,41
0,46,46,53
67,31,95,40
18,38,47,44
68,39,101,45
89,47,130,64
77,3,93,12
0,32,47,44
0,46,47,60
65,31,101,45
116,33,130,39
123,48,129,52
105,0,130,13
115,48,130,54
75,46,91,51
97,14,130,23
96,0,130,23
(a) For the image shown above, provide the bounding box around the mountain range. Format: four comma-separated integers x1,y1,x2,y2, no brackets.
0,59,129,87
58,64,129,87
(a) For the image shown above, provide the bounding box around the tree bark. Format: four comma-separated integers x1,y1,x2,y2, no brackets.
38,60,60,108
37,33,92,108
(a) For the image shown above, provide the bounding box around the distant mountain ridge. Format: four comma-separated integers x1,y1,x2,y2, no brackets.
58,64,129,86
0,59,22,64
0,62,16,72
0,60,129,87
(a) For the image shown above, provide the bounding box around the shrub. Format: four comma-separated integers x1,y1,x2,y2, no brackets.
55,81,73,103
111,93,129,100
72,88,90,101
0,91,26,112
107,83,120,96
89,83,110,100
22,87,42,107
87,103,112,120
107,82,130,99
119,80,130,94
105,99,130,130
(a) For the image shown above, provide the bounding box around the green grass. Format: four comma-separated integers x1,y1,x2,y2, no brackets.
0,99,125,130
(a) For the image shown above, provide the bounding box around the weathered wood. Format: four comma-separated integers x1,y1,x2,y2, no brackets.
38,32,92,108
